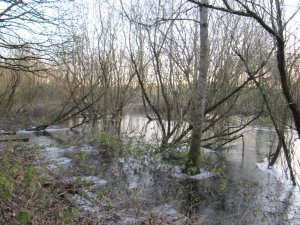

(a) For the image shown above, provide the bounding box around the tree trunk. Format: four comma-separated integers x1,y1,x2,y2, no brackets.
274,0,300,139
185,0,209,175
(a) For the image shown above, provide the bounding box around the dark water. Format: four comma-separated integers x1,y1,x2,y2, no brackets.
19,115,300,225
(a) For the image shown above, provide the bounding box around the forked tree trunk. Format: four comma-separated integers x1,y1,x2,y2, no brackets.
185,0,209,174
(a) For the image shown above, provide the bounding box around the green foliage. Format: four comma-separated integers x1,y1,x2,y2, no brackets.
183,148,206,175
89,131,123,154
161,144,189,165
0,143,50,224
96,189,108,200
88,130,155,160
79,152,88,161
104,204,114,211
219,179,227,194
0,153,17,201
184,160,200,175
99,131,122,151
0,174,14,200
211,161,226,176
255,115,272,125
22,165,35,186
16,211,33,224
123,138,133,156
57,207,80,225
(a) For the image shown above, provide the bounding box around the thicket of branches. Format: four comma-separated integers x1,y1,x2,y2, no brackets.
0,0,299,182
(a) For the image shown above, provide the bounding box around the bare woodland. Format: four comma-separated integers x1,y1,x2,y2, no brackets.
1,1,300,224
1,0,300,189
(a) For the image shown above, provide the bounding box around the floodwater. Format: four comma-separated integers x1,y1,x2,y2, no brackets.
20,114,300,225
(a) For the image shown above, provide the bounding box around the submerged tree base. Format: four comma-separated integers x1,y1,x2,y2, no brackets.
183,159,201,175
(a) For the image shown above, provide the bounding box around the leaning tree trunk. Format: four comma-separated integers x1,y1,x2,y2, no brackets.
274,0,300,138
185,0,209,175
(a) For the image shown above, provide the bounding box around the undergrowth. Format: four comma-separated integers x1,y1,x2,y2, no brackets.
0,142,81,225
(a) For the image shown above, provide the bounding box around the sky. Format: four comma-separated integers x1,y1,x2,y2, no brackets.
283,0,300,50
0,0,299,52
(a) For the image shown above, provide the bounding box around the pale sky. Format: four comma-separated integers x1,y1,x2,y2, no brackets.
284,0,300,50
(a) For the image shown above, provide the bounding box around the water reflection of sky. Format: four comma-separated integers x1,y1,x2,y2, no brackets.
120,115,300,224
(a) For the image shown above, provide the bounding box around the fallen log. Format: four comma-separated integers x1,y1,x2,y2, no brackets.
25,124,50,132
0,131,16,135
0,135,29,142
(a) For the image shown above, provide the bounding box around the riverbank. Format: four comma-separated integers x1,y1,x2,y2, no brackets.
1,116,300,225
0,141,208,225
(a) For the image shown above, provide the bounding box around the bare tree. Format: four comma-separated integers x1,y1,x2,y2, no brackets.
38,1,137,132
0,0,69,72
121,0,267,156
185,0,209,174
187,0,300,138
